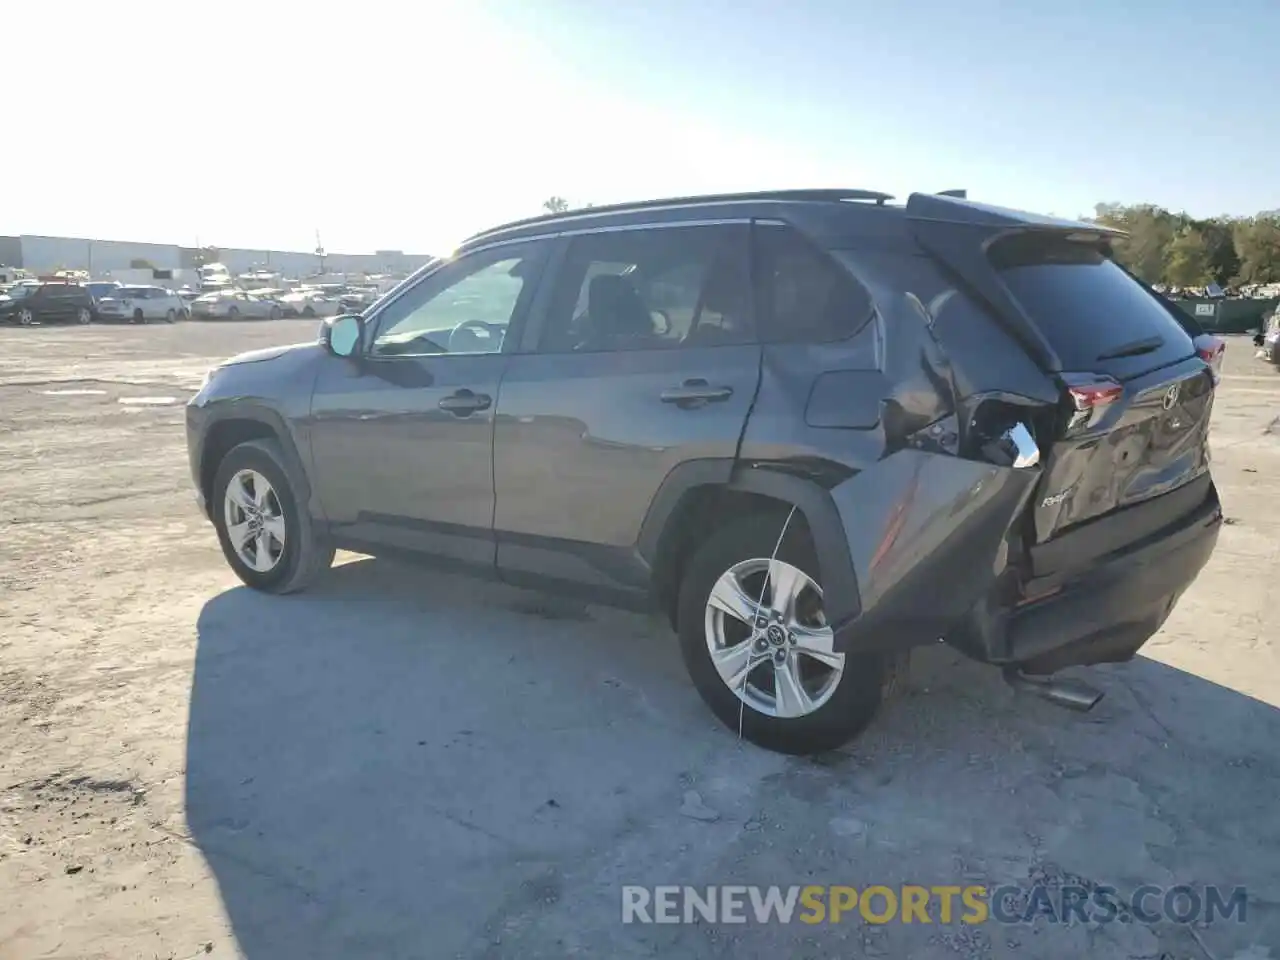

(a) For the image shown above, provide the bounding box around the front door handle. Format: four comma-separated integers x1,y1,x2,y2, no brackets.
438,389,492,415
660,379,733,406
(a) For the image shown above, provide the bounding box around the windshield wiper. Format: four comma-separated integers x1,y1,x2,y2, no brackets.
1096,335,1163,361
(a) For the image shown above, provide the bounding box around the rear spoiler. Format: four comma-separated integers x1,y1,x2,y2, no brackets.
906,192,1127,238
905,193,1128,373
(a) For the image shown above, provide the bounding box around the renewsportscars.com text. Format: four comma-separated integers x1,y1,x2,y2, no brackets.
621,884,1248,926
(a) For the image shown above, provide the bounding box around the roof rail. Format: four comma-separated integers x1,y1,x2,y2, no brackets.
468,188,895,241
937,189,967,198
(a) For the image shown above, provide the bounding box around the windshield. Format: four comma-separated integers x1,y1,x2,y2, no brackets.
4,285,36,300
87,283,119,298
120,287,150,297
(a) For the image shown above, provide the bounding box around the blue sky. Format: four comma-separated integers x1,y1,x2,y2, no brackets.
8,0,1278,254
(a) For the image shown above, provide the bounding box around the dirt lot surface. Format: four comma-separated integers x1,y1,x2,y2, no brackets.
1,320,1278,960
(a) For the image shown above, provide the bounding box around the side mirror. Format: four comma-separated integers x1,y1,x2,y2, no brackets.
324,314,364,358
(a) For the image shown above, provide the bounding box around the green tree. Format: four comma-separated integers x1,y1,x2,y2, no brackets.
542,196,570,213
1164,228,1213,287
1092,203,1179,283
1197,218,1241,286
1232,213,1280,284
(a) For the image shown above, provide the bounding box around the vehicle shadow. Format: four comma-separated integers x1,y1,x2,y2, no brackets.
187,557,1280,959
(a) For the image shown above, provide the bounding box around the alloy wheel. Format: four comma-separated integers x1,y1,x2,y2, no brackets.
703,558,844,719
223,469,287,573
17,308,33,326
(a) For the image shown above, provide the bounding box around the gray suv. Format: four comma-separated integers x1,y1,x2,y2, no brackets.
186,189,1223,754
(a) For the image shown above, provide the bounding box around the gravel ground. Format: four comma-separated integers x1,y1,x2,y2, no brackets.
1,320,1278,960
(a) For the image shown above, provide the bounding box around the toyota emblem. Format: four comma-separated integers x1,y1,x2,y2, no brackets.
1161,384,1180,411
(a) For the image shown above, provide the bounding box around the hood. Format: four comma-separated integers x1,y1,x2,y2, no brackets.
221,341,322,367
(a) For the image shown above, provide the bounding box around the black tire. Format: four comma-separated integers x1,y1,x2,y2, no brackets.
76,307,92,324
133,309,145,324
269,305,281,320
227,306,240,319
302,305,316,318
211,438,335,594
676,516,891,755
165,309,176,323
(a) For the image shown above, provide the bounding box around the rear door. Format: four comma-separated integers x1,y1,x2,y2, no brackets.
492,222,760,599
49,285,77,322
908,195,1215,569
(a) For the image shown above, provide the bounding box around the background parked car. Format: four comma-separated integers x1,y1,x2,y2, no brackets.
195,290,282,320
85,280,123,318
95,285,185,324
0,282,94,326
339,286,381,313
1260,311,1280,364
278,287,342,318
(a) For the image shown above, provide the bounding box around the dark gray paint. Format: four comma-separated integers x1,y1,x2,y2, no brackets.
492,342,762,591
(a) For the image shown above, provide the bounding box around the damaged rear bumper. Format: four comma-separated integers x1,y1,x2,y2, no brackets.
949,485,1221,673
821,450,1221,672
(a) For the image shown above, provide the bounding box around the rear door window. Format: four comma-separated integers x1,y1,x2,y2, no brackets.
992,237,1195,378
537,224,752,353
753,224,873,343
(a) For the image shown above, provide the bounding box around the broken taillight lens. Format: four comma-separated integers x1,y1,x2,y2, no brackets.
1065,377,1123,410
1061,373,1123,432
1193,334,1225,384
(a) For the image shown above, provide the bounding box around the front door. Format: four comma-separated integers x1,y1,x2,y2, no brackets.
307,240,550,569
493,222,761,597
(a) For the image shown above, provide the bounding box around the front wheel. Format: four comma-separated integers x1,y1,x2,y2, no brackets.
17,307,34,326
165,309,176,323
676,516,892,754
133,309,146,324
269,305,281,320
76,307,92,324
212,438,334,593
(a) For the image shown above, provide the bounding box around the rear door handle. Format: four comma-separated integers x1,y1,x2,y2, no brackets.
438,389,492,415
660,379,733,405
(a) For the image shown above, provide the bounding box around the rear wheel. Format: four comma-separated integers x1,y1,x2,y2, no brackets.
227,306,240,319
677,516,891,754
302,305,316,318
211,439,335,593
76,307,92,324
17,307,34,326
269,305,281,320
133,309,145,324
165,308,176,323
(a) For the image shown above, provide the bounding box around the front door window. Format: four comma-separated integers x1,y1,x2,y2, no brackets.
372,253,539,357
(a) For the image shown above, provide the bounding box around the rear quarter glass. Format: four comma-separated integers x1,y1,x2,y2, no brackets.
991,237,1195,380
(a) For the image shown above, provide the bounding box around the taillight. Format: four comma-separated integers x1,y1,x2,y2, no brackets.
1194,335,1224,384
1061,373,1123,432
1066,380,1123,410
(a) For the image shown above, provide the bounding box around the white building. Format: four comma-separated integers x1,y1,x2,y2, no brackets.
0,235,431,280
